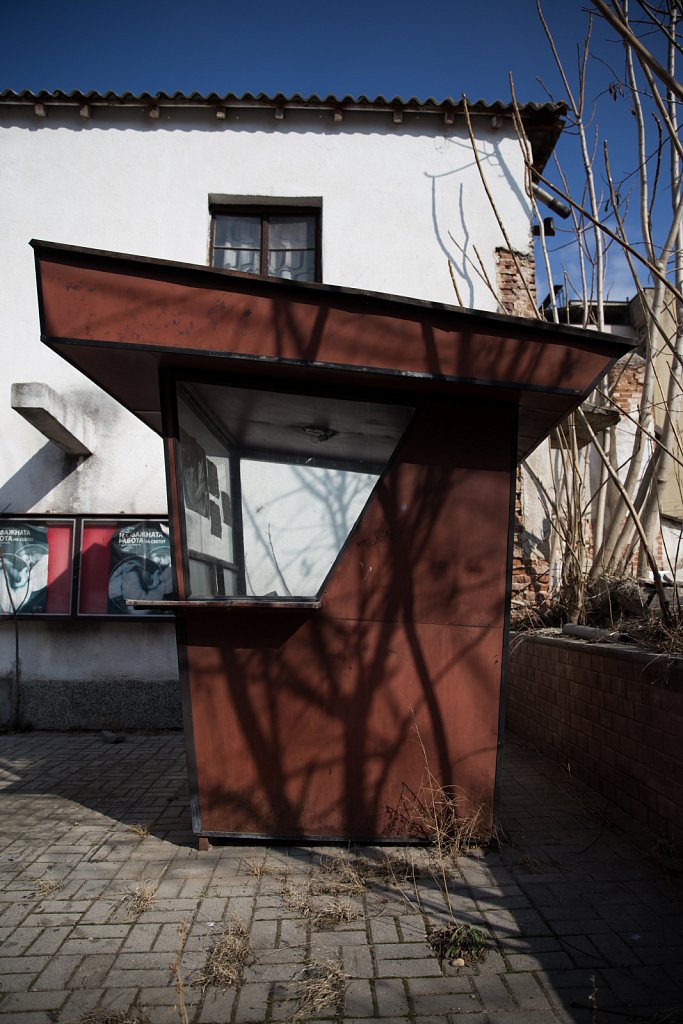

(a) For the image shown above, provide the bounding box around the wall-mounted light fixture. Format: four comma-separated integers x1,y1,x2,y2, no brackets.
301,425,337,444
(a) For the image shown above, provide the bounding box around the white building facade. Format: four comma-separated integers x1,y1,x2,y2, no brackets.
0,90,562,728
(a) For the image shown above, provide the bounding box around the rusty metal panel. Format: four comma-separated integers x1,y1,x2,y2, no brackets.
33,244,634,465
323,401,514,629
185,617,505,838
34,246,627,396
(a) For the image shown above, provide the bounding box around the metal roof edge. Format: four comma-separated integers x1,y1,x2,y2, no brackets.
0,88,566,115
30,238,635,359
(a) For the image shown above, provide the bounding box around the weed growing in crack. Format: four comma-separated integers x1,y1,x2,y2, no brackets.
370,851,422,884
128,823,150,839
31,875,62,900
388,780,493,862
240,855,270,877
117,879,159,919
73,1010,152,1024
279,879,314,917
427,922,487,966
314,895,361,929
190,916,252,991
116,863,169,920
387,717,495,864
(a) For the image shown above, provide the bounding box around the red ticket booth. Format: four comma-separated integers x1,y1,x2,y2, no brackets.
32,241,631,845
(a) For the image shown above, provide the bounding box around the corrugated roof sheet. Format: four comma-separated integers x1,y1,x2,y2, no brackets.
0,88,564,111
0,90,566,170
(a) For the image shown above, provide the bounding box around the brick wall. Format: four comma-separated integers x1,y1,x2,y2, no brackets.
609,350,646,410
512,466,551,616
495,247,536,318
495,248,550,610
507,633,683,841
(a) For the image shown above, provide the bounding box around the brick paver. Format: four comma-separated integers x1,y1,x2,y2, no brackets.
0,731,682,1022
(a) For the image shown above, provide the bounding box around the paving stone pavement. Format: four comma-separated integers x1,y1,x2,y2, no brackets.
0,730,681,1023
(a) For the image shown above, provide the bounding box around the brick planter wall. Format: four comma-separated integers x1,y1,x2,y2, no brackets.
506,633,683,842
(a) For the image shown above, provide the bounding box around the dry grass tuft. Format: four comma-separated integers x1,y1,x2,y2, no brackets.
128,823,150,839
383,717,500,922
318,852,368,895
191,916,252,991
370,851,422,884
31,875,62,900
74,1010,152,1024
283,957,349,1022
621,615,683,657
118,879,159,919
280,880,315,918
386,717,494,863
116,863,169,920
320,849,422,887
388,779,493,863
651,837,683,874
169,920,189,1024
279,878,361,929
515,852,545,874
314,895,361,929
240,856,269,877
427,921,487,966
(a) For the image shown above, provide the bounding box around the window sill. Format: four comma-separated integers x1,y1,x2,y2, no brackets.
126,597,321,611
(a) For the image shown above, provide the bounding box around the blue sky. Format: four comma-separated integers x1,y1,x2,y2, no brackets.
2,0,676,302
1,0,594,102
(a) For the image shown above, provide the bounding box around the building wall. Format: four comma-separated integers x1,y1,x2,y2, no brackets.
1,107,534,513
507,632,683,842
0,620,181,730
629,291,683,522
0,103,535,726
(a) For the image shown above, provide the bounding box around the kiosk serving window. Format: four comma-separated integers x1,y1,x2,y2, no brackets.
176,382,413,600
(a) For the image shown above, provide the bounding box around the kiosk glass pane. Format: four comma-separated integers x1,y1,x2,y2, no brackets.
176,382,413,599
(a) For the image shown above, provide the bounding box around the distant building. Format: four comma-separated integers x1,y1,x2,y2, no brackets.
515,294,683,613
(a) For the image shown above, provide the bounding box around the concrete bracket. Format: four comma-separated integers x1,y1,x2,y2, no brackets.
11,382,94,457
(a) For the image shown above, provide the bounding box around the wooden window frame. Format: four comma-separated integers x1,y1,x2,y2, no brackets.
209,204,322,283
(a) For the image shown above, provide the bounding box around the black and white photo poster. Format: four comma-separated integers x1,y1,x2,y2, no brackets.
0,523,49,613
107,522,172,614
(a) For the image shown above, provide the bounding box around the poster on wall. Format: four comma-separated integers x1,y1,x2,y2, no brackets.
180,431,210,516
107,522,173,614
0,522,49,613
